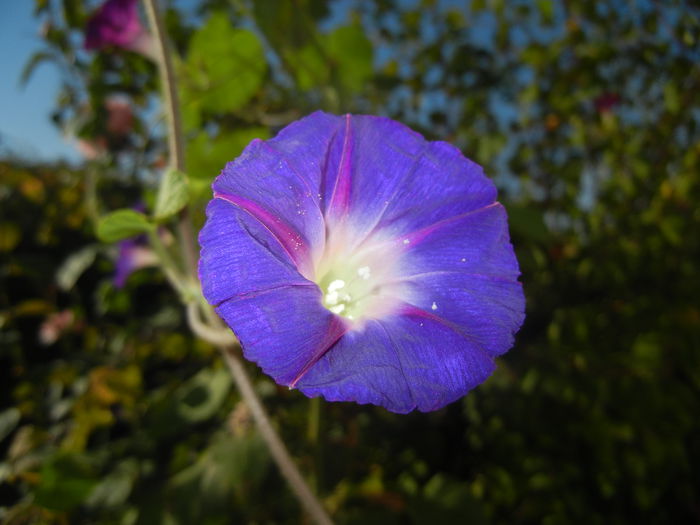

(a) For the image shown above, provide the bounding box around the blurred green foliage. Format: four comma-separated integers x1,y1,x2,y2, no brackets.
2,0,699,523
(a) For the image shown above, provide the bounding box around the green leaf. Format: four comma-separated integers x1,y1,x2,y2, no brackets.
0,222,21,252
285,25,373,94
185,127,270,198
175,368,231,424
154,169,190,221
285,44,327,91
506,205,549,242
180,12,266,129
537,0,555,24
96,210,153,243
253,0,329,51
34,453,98,512
85,459,138,509
326,25,373,93
663,82,680,114
0,408,21,443
56,245,100,291
19,51,54,86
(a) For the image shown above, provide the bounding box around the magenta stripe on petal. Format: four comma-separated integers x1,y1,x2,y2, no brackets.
326,114,354,222
400,202,501,247
289,314,352,388
214,191,314,278
396,302,493,359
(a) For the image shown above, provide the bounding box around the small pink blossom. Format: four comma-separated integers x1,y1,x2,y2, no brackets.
39,310,75,345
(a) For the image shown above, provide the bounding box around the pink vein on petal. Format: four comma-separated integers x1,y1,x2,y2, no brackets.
397,303,494,363
214,191,313,277
288,315,352,388
327,114,353,222
361,201,502,256
402,201,501,246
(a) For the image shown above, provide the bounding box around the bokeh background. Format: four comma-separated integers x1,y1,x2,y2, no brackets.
1,0,699,523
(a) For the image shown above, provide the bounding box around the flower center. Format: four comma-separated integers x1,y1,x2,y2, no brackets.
314,227,406,321
318,265,377,319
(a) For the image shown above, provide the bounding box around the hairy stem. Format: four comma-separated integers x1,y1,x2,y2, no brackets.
186,302,237,347
142,0,198,281
221,347,333,525
147,228,188,299
84,166,100,226
142,2,333,523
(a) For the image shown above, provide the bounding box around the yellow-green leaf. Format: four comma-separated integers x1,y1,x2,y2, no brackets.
154,169,189,221
96,210,153,243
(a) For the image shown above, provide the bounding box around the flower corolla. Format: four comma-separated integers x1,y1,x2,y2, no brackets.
199,112,525,412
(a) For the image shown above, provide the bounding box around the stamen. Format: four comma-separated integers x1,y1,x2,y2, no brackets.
315,229,405,321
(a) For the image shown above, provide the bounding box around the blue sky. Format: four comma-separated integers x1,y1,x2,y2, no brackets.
0,2,79,163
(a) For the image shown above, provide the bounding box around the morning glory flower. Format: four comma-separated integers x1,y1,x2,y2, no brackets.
199,112,525,413
84,0,154,58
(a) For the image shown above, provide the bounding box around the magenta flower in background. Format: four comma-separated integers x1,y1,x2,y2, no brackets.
198,112,525,413
84,0,154,57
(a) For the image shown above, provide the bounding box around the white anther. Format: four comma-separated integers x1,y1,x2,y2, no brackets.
329,304,346,314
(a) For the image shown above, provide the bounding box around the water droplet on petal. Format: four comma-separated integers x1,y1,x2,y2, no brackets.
431,302,438,311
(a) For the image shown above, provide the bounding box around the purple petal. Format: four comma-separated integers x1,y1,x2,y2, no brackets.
213,137,329,277
266,111,340,196
113,238,136,288
199,199,312,305
331,115,497,243
323,114,353,222
398,202,521,279
296,313,496,413
198,111,525,412
216,285,349,386
397,273,524,357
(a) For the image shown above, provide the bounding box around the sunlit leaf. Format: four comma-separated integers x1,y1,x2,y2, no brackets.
185,127,270,196
154,169,189,221
34,453,98,512
96,210,153,243
0,408,21,443
56,245,100,291
285,25,373,94
180,12,266,129
175,368,231,423
327,25,373,93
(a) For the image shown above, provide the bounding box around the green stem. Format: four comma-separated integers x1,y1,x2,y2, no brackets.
142,2,333,523
142,0,198,282
221,347,333,525
84,166,100,226
147,228,188,299
307,396,324,492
